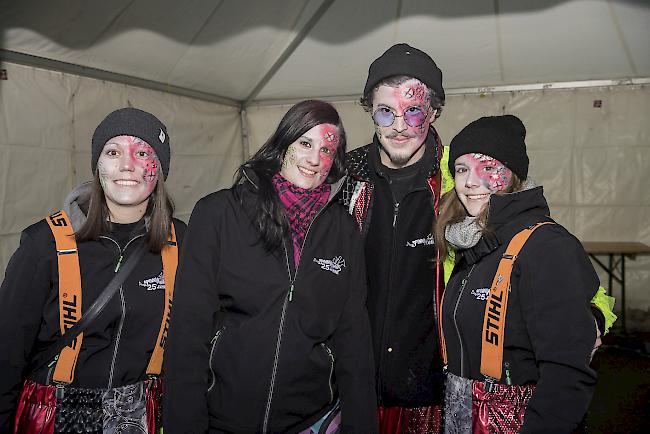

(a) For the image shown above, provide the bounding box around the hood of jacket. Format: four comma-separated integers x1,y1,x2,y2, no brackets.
63,182,93,231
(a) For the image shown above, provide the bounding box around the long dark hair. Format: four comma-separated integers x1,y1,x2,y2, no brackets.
234,99,347,253
75,171,175,252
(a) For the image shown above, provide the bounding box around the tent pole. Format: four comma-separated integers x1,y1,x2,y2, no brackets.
240,107,251,161
243,0,336,104
0,50,240,108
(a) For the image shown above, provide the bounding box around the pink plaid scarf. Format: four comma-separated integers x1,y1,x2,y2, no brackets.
272,173,330,266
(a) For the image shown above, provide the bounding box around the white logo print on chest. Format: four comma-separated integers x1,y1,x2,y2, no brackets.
471,287,490,301
406,234,434,248
313,256,346,275
139,272,165,291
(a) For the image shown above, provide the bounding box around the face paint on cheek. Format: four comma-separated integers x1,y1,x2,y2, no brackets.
282,145,298,170
489,166,511,191
143,159,158,183
97,161,109,189
471,153,512,191
394,80,431,136
127,139,159,184
318,125,339,177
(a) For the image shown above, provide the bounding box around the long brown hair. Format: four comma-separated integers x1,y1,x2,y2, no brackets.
434,174,523,260
75,172,174,252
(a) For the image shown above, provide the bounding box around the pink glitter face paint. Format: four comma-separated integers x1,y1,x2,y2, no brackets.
280,123,340,190
317,123,339,176
466,153,511,191
97,135,160,211
454,153,513,217
372,78,434,168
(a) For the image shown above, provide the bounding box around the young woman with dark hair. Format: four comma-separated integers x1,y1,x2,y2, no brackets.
163,100,377,433
0,107,186,433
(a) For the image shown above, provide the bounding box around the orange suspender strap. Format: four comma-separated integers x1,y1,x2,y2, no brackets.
480,222,555,381
46,210,83,385
439,250,448,366
146,222,177,376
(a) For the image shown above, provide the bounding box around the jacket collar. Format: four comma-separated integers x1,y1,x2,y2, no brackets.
486,186,550,231
347,126,442,182
240,166,346,206
460,186,551,265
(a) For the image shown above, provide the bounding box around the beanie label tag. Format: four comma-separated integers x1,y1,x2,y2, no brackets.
159,129,165,143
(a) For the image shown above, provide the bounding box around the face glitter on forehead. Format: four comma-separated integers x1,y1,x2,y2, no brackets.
469,153,511,191
320,124,339,148
399,79,430,109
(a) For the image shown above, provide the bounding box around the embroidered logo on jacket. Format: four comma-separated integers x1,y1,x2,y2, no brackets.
313,256,346,275
139,272,165,291
406,234,434,248
471,287,490,301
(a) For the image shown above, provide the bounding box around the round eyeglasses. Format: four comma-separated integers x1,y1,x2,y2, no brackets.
372,106,428,128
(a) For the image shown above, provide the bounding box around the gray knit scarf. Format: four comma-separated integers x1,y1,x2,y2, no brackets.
445,178,538,250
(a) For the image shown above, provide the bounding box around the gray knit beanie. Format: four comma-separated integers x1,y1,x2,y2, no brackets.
91,107,171,179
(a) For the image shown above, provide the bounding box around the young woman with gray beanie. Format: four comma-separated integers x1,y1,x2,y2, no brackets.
0,107,186,433
434,115,602,433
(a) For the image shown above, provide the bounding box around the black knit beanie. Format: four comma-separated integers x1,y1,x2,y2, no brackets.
91,107,171,179
364,43,445,101
449,115,529,180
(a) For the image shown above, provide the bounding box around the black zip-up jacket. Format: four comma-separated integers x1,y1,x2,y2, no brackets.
0,186,186,428
442,186,598,433
340,129,445,407
163,175,377,433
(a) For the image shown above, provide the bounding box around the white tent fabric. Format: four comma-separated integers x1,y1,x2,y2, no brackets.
2,0,649,101
1,0,650,328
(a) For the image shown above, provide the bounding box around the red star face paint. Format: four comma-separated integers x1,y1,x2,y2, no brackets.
280,123,339,190
454,153,512,217
97,135,159,213
372,78,434,168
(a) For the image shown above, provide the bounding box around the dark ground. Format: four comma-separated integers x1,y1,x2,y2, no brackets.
586,331,650,433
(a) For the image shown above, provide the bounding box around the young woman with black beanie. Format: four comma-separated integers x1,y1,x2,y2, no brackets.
435,115,601,433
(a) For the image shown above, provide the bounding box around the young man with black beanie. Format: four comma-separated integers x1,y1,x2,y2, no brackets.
340,43,452,433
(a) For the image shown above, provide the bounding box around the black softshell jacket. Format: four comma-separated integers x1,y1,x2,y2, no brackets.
0,204,186,428
442,187,599,433
342,133,445,407
163,178,377,433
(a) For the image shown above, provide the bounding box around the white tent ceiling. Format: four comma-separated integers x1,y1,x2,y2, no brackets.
2,0,649,105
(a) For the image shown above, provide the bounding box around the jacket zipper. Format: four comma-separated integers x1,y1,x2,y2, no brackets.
100,234,145,389
262,280,290,434
207,327,226,392
453,264,475,377
261,188,337,432
377,183,428,401
321,343,335,403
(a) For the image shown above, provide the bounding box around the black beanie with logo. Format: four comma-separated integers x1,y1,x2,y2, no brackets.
91,107,171,179
364,43,445,101
449,115,529,180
